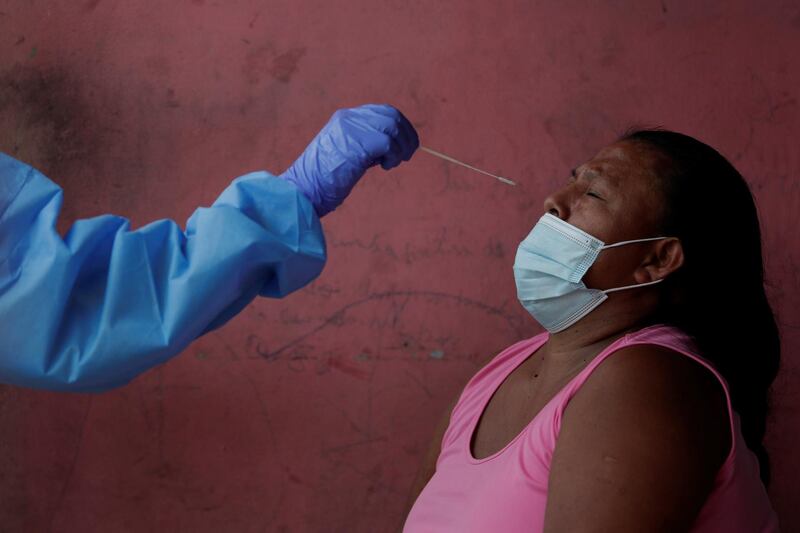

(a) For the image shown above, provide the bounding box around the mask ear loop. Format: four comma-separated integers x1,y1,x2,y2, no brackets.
599,236,671,293
603,278,664,294
600,236,668,249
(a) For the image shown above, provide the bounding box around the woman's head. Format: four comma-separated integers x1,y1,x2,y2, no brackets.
544,129,780,485
542,140,686,307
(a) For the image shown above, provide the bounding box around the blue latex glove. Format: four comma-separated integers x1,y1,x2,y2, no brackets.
280,104,419,217
0,153,326,391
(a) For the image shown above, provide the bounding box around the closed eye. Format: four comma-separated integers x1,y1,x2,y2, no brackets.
586,190,603,199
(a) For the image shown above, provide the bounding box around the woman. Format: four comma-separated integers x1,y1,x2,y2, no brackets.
403,130,780,532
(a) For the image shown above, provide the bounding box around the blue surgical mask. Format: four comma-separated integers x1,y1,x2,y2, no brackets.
513,213,668,333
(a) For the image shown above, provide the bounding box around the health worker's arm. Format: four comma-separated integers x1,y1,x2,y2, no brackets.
0,153,325,392
0,103,418,393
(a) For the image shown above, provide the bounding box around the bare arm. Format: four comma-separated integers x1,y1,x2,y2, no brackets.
544,345,730,533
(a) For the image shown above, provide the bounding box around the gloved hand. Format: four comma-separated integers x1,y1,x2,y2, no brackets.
279,104,419,217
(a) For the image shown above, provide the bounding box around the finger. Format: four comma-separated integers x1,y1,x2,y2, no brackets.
379,137,404,170
361,108,416,159
341,108,396,137
354,128,393,165
360,105,419,161
348,123,402,170
346,112,400,157
341,107,414,168
358,103,399,119
395,114,420,161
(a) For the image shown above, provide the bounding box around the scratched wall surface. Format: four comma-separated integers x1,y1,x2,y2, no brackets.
0,1,798,531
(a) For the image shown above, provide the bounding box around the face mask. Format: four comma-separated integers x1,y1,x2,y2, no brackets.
513,213,668,333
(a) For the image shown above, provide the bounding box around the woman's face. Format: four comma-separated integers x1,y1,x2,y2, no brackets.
542,140,669,289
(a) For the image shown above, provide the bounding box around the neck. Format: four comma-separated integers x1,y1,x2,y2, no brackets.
545,296,659,357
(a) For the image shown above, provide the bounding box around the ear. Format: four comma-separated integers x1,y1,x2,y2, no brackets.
635,238,684,283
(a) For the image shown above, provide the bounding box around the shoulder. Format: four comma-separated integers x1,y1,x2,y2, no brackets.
580,343,726,413
564,342,730,470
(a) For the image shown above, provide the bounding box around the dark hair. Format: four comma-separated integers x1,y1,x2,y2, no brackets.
620,129,780,487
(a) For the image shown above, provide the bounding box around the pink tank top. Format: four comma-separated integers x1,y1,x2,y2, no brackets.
404,325,779,532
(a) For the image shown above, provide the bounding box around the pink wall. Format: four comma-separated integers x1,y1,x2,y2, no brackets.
1,1,798,531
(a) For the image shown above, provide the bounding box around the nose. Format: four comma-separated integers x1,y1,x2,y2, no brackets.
542,185,572,220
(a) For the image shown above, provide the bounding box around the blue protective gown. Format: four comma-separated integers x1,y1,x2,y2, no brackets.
0,153,326,391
